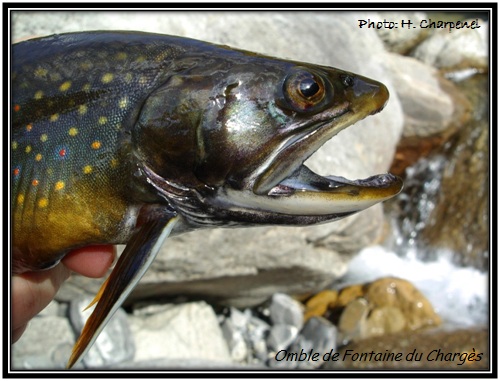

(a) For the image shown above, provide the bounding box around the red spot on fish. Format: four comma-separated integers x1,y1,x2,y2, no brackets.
32,179,39,186
13,104,21,112
59,148,66,157
13,168,20,176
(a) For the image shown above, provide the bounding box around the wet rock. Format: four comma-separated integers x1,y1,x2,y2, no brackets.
16,11,403,308
271,317,337,370
129,301,231,364
336,284,364,308
220,307,270,365
220,307,252,363
323,328,489,370
269,293,304,329
364,277,442,330
374,12,430,54
383,53,470,139
412,18,489,71
382,53,471,176
304,289,338,321
364,306,406,337
69,296,135,368
297,317,337,369
221,317,248,363
246,314,271,364
420,75,489,270
266,325,299,353
12,315,74,369
337,298,370,344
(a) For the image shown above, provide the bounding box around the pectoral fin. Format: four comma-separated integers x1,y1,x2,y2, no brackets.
67,210,179,369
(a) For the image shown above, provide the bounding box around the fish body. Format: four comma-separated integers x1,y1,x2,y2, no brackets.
11,31,402,367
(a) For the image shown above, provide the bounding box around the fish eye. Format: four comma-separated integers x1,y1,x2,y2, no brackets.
299,78,321,98
283,69,328,113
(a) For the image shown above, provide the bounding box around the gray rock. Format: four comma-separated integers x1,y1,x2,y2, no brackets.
12,316,75,369
220,307,270,365
294,317,337,369
373,11,430,54
412,18,489,71
15,11,402,308
221,316,249,363
69,296,135,368
267,314,337,370
246,313,271,364
269,293,304,329
381,52,469,139
266,324,299,352
128,301,232,364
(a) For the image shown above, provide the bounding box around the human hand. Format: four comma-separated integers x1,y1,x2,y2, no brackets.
12,245,116,343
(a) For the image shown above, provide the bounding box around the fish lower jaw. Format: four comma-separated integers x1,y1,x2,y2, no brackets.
219,171,402,218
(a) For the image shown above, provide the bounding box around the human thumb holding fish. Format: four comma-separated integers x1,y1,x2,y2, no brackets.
12,245,116,342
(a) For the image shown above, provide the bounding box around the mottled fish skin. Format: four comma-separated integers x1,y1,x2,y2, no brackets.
12,31,402,368
12,32,194,272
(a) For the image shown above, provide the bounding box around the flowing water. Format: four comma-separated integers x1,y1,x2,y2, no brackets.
337,73,490,329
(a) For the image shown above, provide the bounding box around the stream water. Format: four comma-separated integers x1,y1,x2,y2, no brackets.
337,72,490,330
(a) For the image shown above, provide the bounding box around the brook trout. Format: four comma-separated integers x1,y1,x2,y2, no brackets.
11,31,403,368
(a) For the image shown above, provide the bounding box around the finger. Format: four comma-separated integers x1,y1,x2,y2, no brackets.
11,264,70,343
62,245,116,278
12,324,28,343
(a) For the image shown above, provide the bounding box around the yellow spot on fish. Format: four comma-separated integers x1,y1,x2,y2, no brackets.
116,52,128,61
68,127,78,136
119,96,128,109
83,165,93,174
55,181,65,191
12,141,18,150
34,90,44,100
91,141,101,150
98,116,108,125
38,198,48,208
78,105,88,115
139,76,148,85
124,73,133,83
40,134,48,142
35,153,42,161
101,73,114,84
110,158,118,168
26,124,33,132
81,61,92,70
50,114,59,122
34,67,48,77
17,194,24,205
25,145,32,153
59,81,72,92
82,83,91,92
136,56,146,63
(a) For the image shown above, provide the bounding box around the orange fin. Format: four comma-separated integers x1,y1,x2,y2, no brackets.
67,213,178,369
83,277,110,311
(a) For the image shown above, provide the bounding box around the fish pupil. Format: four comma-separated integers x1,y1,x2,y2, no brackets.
299,79,320,98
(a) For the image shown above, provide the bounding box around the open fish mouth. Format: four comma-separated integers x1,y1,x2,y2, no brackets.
260,164,403,215
247,112,404,217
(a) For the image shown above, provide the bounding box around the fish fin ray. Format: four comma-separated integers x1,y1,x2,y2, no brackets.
67,211,178,369
83,277,110,311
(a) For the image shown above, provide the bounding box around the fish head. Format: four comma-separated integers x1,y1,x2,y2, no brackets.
134,54,403,226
